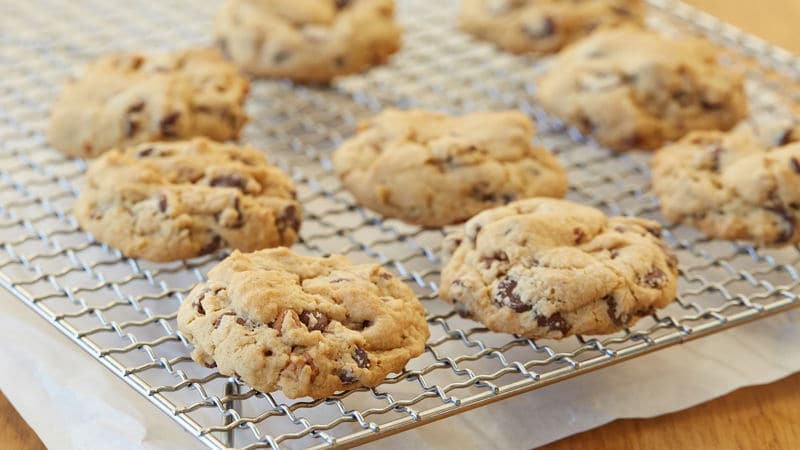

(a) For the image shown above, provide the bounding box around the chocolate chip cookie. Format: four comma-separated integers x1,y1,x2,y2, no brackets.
48,49,249,158
536,29,748,151
214,0,401,83
177,247,430,399
459,0,644,55
652,126,800,245
332,109,568,227
440,198,678,339
74,138,301,262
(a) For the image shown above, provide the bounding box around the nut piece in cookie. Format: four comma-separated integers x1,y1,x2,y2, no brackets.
332,109,568,227
177,247,430,399
74,138,301,262
440,198,678,339
214,0,401,83
652,125,800,246
536,29,747,151
48,48,249,158
459,0,645,55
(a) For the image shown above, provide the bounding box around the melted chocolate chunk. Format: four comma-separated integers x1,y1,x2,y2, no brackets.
778,128,798,146
604,294,625,327
124,119,139,138
213,312,236,328
229,197,245,228
204,362,217,369
137,147,154,158
210,174,247,190
643,266,668,288
536,312,569,334
159,112,180,138
494,277,531,312
353,347,371,368
299,310,329,331
158,194,167,213
334,56,346,67
200,234,222,255
481,251,509,267
273,50,290,64
700,99,723,110
276,205,300,233
193,299,206,315
236,317,246,326
335,0,350,8
790,157,800,174
768,206,795,243
338,369,358,384
127,101,145,113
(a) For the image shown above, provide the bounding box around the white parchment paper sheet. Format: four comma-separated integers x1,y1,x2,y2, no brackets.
1,289,798,450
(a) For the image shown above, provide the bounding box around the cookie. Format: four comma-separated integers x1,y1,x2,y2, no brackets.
177,247,430,399
459,0,644,55
536,29,748,151
214,0,401,83
332,109,568,227
74,138,301,262
439,198,678,339
48,49,249,158
652,127,800,245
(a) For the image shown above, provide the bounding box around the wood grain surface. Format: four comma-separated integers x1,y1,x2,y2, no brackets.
2,1,800,449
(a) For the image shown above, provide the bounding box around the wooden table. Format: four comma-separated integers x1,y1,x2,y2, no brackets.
3,1,800,449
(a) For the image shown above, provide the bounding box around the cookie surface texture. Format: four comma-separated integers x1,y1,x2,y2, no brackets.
652,127,800,245
536,29,747,151
439,198,678,339
48,49,249,158
74,138,301,262
215,0,401,82
333,109,568,227
459,0,645,55
177,247,430,399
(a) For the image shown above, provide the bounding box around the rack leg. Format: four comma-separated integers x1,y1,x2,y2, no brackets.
223,380,240,448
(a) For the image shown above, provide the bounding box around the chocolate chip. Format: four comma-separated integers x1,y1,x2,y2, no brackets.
768,206,795,243
125,119,139,138
494,277,531,312
604,295,624,327
334,56,345,67
338,369,358,384
573,227,586,244
353,347,370,368
213,312,236,328
228,197,245,228
578,116,595,133
481,251,509,267
643,266,668,288
610,249,620,259
778,128,798,146
611,6,632,16
710,146,724,172
200,234,222,255
273,50,290,64
624,133,644,148
299,310,329,331
330,278,351,283
645,225,661,237
159,112,180,138
158,194,167,213
210,174,247,190
236,317,246,326
193,299,206,315
335,0,350,8
127,101,145,113
790,157,800,174
137,147,154,157
204,362,217,369
700,99,722,110
276,205,300,233
536,312,570,334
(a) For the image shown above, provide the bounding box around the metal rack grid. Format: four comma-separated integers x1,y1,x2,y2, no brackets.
1,0,799,448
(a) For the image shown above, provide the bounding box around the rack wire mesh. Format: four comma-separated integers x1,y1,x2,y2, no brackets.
1,0,800,448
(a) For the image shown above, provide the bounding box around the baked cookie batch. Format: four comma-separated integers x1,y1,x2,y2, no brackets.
44,0,789,399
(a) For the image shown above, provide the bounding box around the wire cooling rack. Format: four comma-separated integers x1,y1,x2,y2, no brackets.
1,0,800,448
